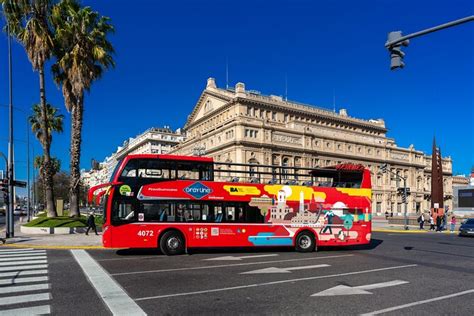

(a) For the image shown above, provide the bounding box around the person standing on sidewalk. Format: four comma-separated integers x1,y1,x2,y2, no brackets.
429,215,435,231
85,212,98,236
418,213,425,230
436,215,442,232
450,216,457,233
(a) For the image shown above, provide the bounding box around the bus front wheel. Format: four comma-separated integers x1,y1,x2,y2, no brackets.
160,231,185,255
295,231,316,252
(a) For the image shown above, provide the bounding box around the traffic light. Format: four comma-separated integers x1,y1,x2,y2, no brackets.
387,31,409,70
0,179,8,204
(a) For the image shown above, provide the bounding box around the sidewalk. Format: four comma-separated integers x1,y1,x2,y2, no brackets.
372,216,457,234
1,220,103,249
0,233,103,249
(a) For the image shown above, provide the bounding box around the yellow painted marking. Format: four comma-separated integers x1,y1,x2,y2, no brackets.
224,185,261,196
0,244,112,250
336,188,372,198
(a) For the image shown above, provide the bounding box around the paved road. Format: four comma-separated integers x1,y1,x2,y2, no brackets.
0,232,473,315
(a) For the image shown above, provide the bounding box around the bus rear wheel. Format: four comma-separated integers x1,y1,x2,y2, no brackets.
295,231,316,252
160,231,185,256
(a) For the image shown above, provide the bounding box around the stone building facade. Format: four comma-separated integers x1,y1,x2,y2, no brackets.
173,77,459,215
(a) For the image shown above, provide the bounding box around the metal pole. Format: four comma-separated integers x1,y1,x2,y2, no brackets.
27,117,31,222
385,15,474,47
404,177,408,230
7,23,15,238
0,152,7,241
32,145,36,213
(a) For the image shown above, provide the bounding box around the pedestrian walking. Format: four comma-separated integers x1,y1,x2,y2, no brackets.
436,215,442,232
450,216,456,233
85,212,98,236
418,213,425,230
429,215,435,231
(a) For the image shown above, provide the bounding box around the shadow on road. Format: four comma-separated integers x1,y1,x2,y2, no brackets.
115,239,384,256
320,238,384,252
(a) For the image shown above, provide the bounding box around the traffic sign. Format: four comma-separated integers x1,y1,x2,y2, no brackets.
13,180,27,188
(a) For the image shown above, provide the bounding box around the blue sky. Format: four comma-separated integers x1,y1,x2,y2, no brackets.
0,0,473,192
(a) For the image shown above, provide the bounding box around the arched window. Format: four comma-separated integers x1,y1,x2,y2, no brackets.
248,158,259,181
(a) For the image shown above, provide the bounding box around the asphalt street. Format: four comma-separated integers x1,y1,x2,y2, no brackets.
0,231,473,315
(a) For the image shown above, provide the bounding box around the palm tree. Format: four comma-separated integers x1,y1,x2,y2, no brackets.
34,155,61,211
29,103,63,217
51,0,115,217
2,0,58,217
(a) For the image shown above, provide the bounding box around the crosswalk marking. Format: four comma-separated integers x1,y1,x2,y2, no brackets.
0,293,51,306
0,276,48,285
0,264,48,272
0,269,48,278
0,250,45,255
0,305,51,316
0,256,47,262
0,249,51,314
0,248,34,252
0,252,46,258
0,260,47,266
0,283,49,294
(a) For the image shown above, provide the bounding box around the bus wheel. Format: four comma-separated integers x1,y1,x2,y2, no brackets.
295,231,315,252
160,231,185,256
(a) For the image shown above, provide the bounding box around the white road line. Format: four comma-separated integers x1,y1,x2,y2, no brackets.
241,264,330,274
0,248,34,252
112,254,354,276
0,305,50,316
360,289,474,315
0,252,46,258
0,270,48,278
0,260,47,266
0,276,48,285
0,256,47,262
0,264,48,272
204,254,279,261
0,293,51,306
71,250,146,316
0,250,46,255
0,283,49,294
134,264,418,301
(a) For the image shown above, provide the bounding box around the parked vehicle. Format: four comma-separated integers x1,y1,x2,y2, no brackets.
459,218,474,237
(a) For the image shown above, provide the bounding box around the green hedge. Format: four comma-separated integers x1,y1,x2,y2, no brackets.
25,214,104,228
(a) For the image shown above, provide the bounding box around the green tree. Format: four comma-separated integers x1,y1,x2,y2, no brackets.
2,0,58,217
51,0,114,217
29,103,63,217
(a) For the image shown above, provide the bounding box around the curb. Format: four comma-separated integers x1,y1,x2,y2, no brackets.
373,228,456,234
0,243,106,250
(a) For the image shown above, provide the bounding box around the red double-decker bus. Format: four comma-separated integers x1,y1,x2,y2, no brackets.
88,154,372,255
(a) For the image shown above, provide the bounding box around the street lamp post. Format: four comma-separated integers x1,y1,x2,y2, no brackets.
381,164,409,230
7,22,15,238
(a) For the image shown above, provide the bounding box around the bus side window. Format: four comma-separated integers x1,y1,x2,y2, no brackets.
141,202,169,222
225,206,236,222
112,200,135,222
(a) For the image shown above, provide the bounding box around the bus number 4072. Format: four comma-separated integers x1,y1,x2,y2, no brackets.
137,230,154,237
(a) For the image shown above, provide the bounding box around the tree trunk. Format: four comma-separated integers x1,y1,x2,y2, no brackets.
69,97,84,218
39,67,57,217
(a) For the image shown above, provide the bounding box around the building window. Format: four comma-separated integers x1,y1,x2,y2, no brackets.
272,112,276,120
284,114,288,122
